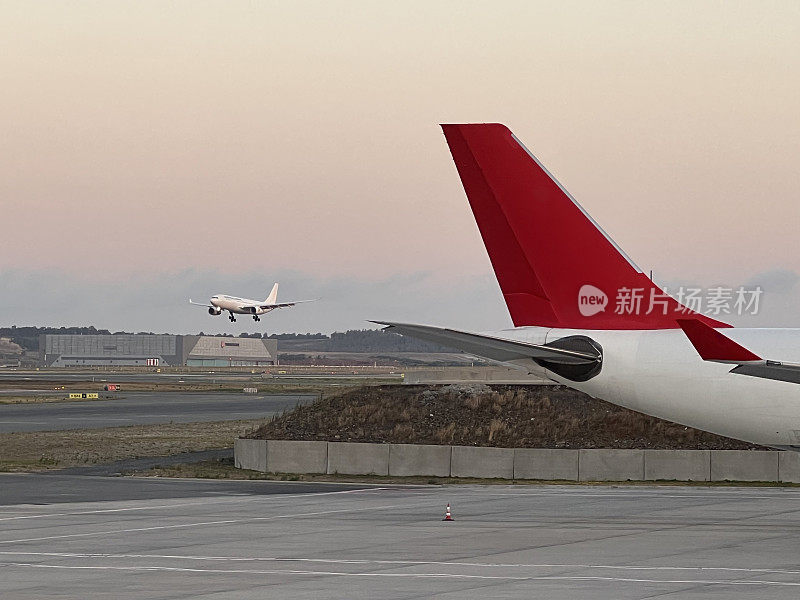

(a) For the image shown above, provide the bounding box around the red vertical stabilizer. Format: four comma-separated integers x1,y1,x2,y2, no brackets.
441,123,728,330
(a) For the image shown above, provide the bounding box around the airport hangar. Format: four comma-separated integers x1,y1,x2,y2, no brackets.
40,334,279,367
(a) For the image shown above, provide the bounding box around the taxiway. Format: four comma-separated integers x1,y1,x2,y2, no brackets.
0,392,314,433
2,478,799,599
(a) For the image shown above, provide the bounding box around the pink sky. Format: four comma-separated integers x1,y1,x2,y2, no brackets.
1,1,799,290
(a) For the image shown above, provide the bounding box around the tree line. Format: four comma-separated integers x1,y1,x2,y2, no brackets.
0,326,452,353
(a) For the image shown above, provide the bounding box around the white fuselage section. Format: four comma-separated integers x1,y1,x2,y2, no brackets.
210,295,275,315
490,326,800,447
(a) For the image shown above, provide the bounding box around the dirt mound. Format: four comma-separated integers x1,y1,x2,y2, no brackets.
248,385,763,450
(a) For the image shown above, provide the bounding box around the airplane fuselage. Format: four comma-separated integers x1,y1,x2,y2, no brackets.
382,123,800,448
493,326,800,448
210,295,276,315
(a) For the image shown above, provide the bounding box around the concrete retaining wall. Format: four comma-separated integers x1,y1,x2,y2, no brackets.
645,450,710,481
451,446,514,479
389,444,451,477
235,440,799,483
267,440,328,474
234,438,266,472
580,449,645,481
513,448,579,480
327,442,389,475
779,452,800,483
711,450,779,482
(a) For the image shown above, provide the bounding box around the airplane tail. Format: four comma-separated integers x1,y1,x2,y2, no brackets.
265,283,279,305
441,123,728,330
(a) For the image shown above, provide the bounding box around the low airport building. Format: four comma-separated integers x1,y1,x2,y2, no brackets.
183,336,278,367
40,334,278,367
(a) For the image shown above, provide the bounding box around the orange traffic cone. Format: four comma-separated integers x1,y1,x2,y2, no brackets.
442,503,453,521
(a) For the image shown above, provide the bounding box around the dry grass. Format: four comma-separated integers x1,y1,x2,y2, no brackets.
0,419,266,472
249,384,764,450
0,395,110,405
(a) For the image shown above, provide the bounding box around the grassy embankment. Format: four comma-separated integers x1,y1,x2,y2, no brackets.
0,395,110,405
0,419,265,472
248,384,762,450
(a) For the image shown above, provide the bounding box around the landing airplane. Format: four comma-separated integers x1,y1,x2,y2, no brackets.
190,283,315,322
375,123,800,449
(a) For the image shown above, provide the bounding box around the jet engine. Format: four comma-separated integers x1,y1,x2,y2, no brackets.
208,306,222,316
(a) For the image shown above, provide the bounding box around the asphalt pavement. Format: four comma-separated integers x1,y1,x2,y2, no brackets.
2,478,800,599
0,473,370,505
0,392,314,433
0,371,400,384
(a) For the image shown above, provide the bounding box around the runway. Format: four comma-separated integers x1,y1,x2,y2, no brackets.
0,371,400,386
2,478,800,599
0,392,315,433
0,371,263,384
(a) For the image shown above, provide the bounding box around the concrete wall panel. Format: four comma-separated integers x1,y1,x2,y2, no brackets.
779,452,800,483
513,448,579,480
711,451,779,482
234,439,267,472
451,446,513,479
327,442,389,475
234,440,788,483
267,440,327,474
579,449,644,481
389,444,451,477
644,450,710,481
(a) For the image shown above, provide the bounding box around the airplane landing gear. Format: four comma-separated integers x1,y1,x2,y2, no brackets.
253,315,260,322
229,313,236,322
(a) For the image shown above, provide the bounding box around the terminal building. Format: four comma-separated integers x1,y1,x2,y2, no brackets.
40,334,278,367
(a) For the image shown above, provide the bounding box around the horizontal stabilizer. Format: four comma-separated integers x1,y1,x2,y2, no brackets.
372,321,599,365
678,318,800,385
676,319,761,363
730,363,800,385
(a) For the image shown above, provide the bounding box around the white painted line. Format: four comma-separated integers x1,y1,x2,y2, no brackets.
2,551,799,576
52,417,119,421
0,487,386,522
432,490,800,501
3,562,800,586
0,501,414,544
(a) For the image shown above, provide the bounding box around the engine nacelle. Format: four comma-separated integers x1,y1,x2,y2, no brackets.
208,306,222,316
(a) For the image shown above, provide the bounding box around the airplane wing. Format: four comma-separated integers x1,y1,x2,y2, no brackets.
677,318,800,384
189,299,213,308
371,321,600,365
259,299,317,310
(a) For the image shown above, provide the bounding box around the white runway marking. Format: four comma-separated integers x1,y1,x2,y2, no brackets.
0,501,418,545
4,562,800,586
3,551,800,576
56,417,132,421
450,489,800,501
0,486,388,522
